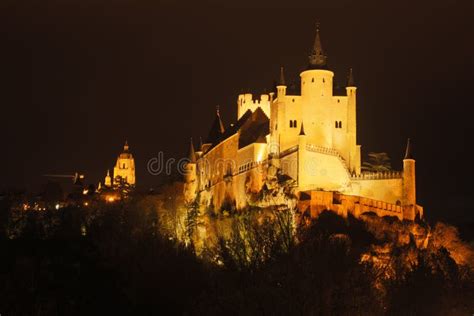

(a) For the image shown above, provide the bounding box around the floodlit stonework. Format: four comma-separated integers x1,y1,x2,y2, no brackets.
103,141,136,188
184,26,423,221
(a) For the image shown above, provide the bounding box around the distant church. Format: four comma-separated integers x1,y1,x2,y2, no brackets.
184,26,423,221
102,141,136,189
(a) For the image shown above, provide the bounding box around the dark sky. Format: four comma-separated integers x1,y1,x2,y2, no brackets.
0,0,472,224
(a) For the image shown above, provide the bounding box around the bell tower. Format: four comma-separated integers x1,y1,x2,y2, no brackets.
113,140,136,186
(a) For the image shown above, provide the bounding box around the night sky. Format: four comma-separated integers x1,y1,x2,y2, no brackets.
0,0,472,224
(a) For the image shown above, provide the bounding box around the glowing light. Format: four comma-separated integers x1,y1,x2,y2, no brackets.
55,204,60,210
107,196,115,202
81,224,87,236
84,202,89,206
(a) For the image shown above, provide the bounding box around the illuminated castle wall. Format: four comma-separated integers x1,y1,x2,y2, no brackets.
184,27,422,221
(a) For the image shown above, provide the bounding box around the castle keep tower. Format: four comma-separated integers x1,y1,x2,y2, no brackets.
113,141,136,186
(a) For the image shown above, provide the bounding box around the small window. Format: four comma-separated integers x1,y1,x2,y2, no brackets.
290,120,293,128
311,78,314,83
292,98,295,102
339,121,342,128
123,163,126,168
323,78,325,83
293,120,297,128
335,121,338,128
337,99,340,103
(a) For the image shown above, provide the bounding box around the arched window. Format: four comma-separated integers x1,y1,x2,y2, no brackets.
290,120,293,128
123,163,126,168
293,120,297,128
335,121,338,128
339,121,342,128
323,78,325,83
311,78,314,83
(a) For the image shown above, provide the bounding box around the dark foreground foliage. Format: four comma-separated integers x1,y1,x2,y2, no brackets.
0,198,473,315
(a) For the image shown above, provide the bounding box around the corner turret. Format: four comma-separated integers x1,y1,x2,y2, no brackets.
276,66,287,100
188,137,196,163
183,138,198,202
298,122,308,189
402,138,417,220
346,68,359,174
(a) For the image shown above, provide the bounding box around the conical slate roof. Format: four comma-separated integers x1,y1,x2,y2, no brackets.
308,24,328,69
278,66,286,86
205,107,225,144
347,68,355,87
404,138,414,159
238,107,269,149
299,122,306,136
188,138,196,163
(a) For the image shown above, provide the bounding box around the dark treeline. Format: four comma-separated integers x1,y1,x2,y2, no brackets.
0,195,473,315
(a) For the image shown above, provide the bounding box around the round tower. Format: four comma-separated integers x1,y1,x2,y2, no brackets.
300,25,334,99
346,68,359,175
402,139,417,220
183,138,197,203
300,25,334,148
297,123,307,189
276,66,287,99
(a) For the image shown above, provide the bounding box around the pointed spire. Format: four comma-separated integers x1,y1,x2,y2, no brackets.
197,137,203,152
278,66,286,86
299,122,306,136
308,22,328,69
206,107,226,144
107,169,110,176
347,68,355,87
124,140,129,152
216,106,225,134
188,138,196,163
404,138,414,159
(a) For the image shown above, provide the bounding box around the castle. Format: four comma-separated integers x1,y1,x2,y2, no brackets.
184,27,423,221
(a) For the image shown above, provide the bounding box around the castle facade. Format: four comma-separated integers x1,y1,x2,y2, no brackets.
184,27,423,221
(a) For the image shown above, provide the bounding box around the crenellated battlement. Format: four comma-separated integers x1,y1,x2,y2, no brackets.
237,93,270,120
351,171,402,180
299,191,404,221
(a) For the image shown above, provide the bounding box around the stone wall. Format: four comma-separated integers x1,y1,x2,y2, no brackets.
298,191,405,221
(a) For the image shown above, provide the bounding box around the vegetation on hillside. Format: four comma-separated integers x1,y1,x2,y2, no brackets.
0,187,473,315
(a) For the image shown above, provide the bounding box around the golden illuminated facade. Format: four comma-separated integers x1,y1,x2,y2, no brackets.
184,26,422,221
104,141,136,187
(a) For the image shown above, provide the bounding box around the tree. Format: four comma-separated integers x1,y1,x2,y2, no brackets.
362,152,392,172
